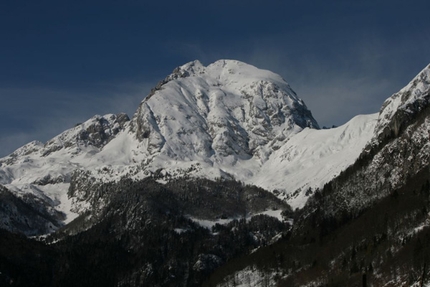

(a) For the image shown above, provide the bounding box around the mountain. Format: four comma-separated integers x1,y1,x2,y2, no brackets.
1,60,430,286
0,59,375,233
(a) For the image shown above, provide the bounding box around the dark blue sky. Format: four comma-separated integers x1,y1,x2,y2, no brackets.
1,0,430,156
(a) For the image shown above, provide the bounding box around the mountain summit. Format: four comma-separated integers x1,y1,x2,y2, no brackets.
131,59,319,161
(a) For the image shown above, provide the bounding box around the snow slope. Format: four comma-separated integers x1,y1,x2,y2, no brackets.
0,59,379,226
255,113,378,208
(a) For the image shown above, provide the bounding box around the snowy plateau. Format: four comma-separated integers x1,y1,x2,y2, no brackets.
0,59,379,225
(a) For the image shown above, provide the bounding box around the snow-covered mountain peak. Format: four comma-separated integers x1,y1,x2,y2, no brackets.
176,59,294,94
206,59,286,84
374,64,430,140
131,59,319,164
1,140,44,163
177,59,205,75
2,113,130,165
45,113,129,151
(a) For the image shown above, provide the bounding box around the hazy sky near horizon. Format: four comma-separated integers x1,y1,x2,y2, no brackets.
1,0,430,156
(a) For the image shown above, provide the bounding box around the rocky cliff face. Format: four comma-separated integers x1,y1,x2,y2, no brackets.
374,64,430,142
